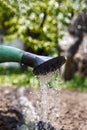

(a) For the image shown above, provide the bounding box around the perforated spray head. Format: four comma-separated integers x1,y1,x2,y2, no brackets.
22,52,66,75
33,56,66,75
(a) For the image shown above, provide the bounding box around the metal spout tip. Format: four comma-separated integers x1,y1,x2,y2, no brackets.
33,56,66,75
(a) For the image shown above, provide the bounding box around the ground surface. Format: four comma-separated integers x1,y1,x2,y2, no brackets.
0,87,87,130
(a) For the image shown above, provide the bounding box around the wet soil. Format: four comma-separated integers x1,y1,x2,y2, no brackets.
0,87,87,130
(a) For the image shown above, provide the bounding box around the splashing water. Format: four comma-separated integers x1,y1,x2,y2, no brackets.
12,87,40,130
18,69,62,130
36,69,62,129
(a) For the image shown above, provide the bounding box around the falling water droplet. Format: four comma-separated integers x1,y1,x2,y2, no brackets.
36,69,62,129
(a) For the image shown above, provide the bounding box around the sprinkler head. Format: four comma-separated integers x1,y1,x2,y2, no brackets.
22,52,66,75
33,56,66,75
0,46,66,75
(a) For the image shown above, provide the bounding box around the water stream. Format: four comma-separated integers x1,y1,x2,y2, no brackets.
13,69,62,130
37,69,62,129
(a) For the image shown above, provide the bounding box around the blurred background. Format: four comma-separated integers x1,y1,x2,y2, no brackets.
1,1,87,130
0,0,87,90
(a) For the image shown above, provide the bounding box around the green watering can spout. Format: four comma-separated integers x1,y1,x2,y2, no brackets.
0,45,66,75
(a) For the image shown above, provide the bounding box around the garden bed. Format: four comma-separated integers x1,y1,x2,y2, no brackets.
0,87,87,130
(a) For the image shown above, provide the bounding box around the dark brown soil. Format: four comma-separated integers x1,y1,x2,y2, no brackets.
0,87,87,130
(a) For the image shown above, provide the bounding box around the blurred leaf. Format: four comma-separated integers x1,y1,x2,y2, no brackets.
0,0,86,55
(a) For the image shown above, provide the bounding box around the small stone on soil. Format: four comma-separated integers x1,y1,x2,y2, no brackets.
36,121,56,130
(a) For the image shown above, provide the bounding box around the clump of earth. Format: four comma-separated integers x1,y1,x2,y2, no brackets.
0,86,87,130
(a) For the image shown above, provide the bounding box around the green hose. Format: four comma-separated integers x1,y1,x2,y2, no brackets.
0,45,66,75
0,46,23,63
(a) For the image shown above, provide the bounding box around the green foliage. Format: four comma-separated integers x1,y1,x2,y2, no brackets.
62,76,87,91
0,66,39,87
0,0,86,55
0,66,87,92
57,0,86,39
